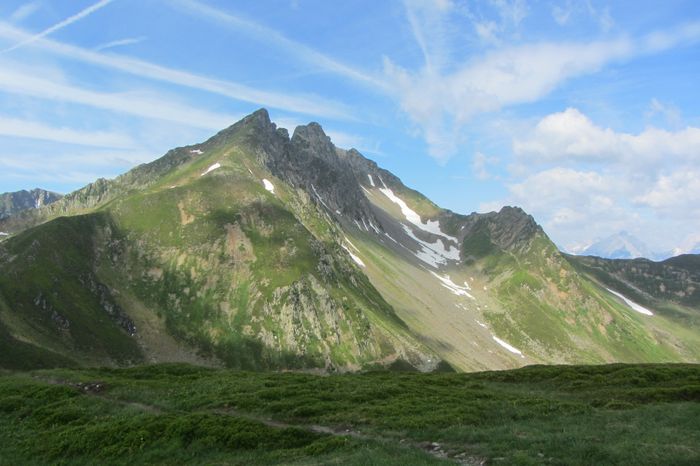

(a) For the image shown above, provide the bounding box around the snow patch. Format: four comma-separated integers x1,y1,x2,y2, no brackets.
190,149,203,155
361,186,372,196
475,320,487,328
377,176,458,242
0,232,8,236
344,237,360,251
384,232,398,243
402,224,460,268
368,220,381,234
367,174,375,187
335,209,341,215
606,288,654,316
361,218,369,232
430,271,475,299
492,335,524,357
201,162,221,176
262,179,275,194
342,244,365,267
311,184,329,209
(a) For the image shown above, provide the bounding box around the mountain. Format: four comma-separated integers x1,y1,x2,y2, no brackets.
574,231,656,259
0,188,62,221
566,253,700,311
1,109,698,372
672,235,700,257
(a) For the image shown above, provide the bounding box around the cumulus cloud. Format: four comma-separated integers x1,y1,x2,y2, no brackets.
384,38,633,160
514,107,700,167
486,108,700,250
634,170,700,217
386,1,700,162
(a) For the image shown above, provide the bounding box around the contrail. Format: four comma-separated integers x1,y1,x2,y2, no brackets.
1,0,115,53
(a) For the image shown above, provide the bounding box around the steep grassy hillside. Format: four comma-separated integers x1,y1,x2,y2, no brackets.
0,111,434,371
1,363,699,465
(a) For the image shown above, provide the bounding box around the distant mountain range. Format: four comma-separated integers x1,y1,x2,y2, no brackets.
569,231,700,261
0,188,62,221
0,109,698,372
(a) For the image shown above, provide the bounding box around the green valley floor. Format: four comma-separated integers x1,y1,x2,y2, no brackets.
1,363,699,465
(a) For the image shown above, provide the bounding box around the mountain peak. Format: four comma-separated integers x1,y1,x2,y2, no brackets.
244,108,272,125
292,122,332,148
577,231,654,260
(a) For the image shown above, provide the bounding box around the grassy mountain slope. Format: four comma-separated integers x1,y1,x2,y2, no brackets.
340,165,700,371
0,111,434,371
0,108,697,372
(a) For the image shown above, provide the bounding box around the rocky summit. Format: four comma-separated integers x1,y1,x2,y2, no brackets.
0,109,698,372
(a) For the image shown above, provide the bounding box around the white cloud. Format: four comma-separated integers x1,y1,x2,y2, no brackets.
2,0,114,53
0,65,241,130
472,152,499,180
403,0,455,72
93,36,147,52
9,2,41,23
388,2,700,161
491,0,528,27
585,1,614,32
551,1,573,26
0,116,135,148
0,22,353,120
384,37,633,160
474,20,499,44
487,108,700,250
634,170,700,217
552,1,613,31
514,107,700,167
0,150,152,172
646,98,682,128
170,0,386,91
485,167,638,245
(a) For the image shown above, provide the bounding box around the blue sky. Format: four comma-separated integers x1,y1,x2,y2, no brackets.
0,0,699,252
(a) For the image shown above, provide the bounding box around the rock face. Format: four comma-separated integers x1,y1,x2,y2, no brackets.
0,188,62,219
234,110,381,228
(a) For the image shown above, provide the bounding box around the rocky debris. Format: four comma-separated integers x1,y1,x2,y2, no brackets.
79,273,136,336
74,381,108,393
33,293,71,330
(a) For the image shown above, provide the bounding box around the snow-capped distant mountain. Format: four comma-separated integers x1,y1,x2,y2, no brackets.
672,235,700,257
575,231,655,260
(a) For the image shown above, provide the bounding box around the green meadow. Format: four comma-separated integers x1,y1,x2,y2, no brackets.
1,363,699,465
